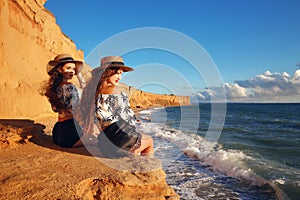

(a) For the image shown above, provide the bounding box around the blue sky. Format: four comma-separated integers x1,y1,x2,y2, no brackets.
45,0,300,102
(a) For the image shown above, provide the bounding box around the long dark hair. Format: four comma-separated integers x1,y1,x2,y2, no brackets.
43,63,64,111
76,67,119,135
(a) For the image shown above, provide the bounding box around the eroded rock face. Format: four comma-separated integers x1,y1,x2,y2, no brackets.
0,0,84,119
0,123,26,148
76,158,180,200
0,119,45,149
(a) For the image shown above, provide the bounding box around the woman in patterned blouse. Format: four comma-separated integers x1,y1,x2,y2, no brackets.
77,56,154,158
44,54,87,148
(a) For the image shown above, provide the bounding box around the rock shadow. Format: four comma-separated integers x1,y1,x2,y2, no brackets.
0,119,94,157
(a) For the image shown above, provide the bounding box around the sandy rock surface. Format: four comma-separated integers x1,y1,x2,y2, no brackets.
0,117,179,200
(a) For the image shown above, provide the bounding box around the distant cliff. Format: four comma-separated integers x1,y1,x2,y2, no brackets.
117,84,190,110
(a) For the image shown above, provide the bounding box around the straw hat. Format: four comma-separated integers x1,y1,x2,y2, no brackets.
46,54,83,75
94,56,133,72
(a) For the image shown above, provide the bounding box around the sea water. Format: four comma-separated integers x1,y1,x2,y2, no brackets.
136,103,300,200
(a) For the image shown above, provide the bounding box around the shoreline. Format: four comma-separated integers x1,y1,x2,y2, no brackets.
136,105,288,200
0,104,290,200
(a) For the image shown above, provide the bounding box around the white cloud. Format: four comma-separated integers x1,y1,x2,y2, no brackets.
293,70,300,80
196,69,300,102
282,72,290,78
223,83,248,99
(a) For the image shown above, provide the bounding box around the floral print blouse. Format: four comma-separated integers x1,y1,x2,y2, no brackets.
95,92,136,126
52,83,79,114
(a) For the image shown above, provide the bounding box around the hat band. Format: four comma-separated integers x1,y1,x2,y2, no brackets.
58,57,75,62
104,61,124,66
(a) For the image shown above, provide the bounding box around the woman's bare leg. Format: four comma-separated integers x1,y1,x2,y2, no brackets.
72,139,83,147
134,133,154,158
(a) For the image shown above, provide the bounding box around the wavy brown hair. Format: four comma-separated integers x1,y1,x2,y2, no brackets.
42,63,64,111
76,67,120,135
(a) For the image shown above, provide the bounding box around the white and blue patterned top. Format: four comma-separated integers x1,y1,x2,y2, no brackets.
95,92,136,126
52,83,79,114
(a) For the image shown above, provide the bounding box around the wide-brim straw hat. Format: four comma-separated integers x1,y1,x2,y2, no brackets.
46,53,83,75
93,56,133,74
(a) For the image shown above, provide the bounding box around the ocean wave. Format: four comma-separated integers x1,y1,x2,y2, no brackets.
137,108,293,199
137,113,267,187
136,120,290,199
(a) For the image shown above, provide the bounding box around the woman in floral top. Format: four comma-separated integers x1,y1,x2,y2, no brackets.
77,56,154,158
44,54,85,148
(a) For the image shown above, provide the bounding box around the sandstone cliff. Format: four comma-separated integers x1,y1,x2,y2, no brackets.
0,0,86,119
0,0,189,119
0,0,183,199
117,83,190,110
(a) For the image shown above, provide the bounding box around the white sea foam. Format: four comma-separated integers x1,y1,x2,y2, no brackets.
274,178,286,185
137,108,268,186
138,110,151,115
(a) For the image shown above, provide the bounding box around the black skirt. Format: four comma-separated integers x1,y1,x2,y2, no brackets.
52,119,83,148
97,120,141,158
